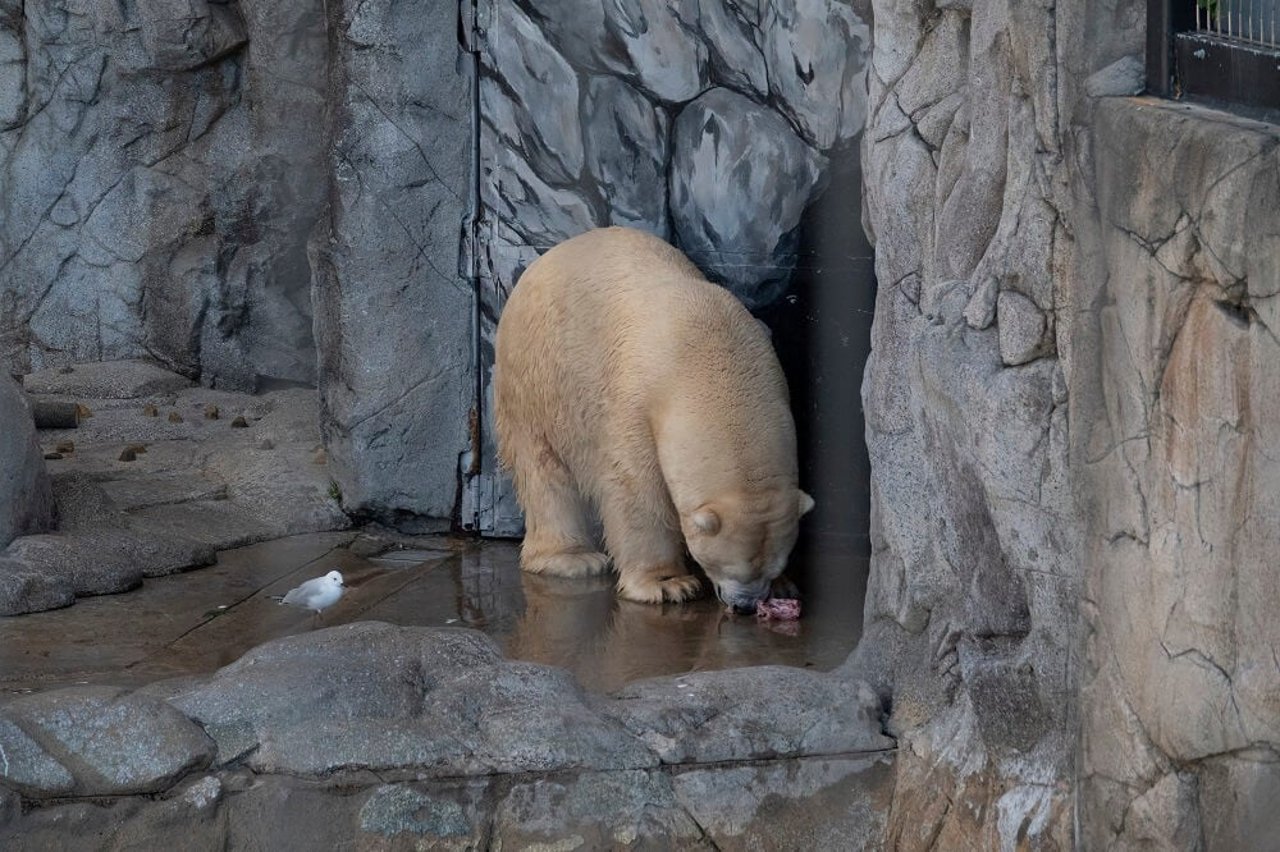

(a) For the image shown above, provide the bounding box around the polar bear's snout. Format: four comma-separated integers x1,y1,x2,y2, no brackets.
714,577,773,614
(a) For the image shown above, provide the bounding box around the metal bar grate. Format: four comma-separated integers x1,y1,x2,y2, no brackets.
1195,0,1280,48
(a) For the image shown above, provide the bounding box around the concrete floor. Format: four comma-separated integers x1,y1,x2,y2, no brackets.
0,531,866,697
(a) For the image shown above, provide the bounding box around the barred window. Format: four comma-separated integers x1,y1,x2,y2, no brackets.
1148,0,1280,112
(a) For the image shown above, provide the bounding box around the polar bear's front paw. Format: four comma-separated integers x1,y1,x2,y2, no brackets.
523,548,612,578
616,569,704,604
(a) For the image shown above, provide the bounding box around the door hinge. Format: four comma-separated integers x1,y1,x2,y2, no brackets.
459,214,478,281
459,0,489,55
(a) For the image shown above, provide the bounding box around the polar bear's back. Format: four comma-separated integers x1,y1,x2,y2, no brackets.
494,227,789,479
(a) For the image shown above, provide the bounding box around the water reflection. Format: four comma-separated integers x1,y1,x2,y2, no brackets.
0,533,865,698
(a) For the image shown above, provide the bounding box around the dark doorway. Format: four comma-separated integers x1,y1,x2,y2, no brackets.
756,146,876,617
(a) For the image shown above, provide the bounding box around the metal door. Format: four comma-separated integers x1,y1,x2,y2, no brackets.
459,0,873,542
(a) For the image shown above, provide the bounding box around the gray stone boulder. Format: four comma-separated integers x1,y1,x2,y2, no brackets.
0,686,213,797
419,661,658,775
0,716,74,798
583,76,670,237
604,666,892,763
0,377,54,549
21,360,193,399
157,623,503,764
670,88,826,307
533,0,708,103
157,622,655,777
492,770,708,849
762,0,870,148
0,474,217,614
0,557,73,616
697,0,770,97
481,3,583,185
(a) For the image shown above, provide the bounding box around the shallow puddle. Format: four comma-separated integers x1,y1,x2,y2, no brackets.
0,531,866,697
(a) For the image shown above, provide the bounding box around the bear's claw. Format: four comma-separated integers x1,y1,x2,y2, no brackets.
617,571,704,604
522,549,612,578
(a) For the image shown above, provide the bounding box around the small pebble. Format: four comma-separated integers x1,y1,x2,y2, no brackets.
142,404,158,417
43,452,63,461
313,448,327,465
168,411,183,423
204,404,220,420
125,443,147,455
75,404,93,419
230,415,249,428
58,365,74,375
258,438,275,450
54,440,74,454
118,448,138,462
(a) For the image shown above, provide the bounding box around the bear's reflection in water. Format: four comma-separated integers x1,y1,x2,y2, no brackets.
436,541,864,694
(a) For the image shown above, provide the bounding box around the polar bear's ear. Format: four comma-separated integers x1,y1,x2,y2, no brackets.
797,491,815,517
692,508,721,535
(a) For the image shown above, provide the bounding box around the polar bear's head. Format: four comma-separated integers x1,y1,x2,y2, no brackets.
680,488,815,614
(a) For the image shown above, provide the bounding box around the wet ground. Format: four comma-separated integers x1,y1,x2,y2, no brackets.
0,531,867,697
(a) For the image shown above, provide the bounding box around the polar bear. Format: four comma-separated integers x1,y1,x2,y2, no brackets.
494,227,813,610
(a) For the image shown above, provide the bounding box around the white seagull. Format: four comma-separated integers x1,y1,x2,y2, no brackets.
270,570,346,616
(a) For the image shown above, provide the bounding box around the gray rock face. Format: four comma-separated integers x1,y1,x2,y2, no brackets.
762,0,870,148
310,0,473,526
0,621,897,846
0,0,326,389
1075,100,1280,851
492,770,707,849
0,557,74,615
2,755,895,850
605,667,892,763
698,0,769,96
161,622,655,776
160,623,502,762
669,88,826,308
1,686,213,796
0,377,54,549
583,76,671,236
532,0,708,103
858,0,1280,843
21,360,193,399
0,716,75,797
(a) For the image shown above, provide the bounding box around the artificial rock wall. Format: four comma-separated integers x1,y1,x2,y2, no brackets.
854,0,1280,843
0,0,327,389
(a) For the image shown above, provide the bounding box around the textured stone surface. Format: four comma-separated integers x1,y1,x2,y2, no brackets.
1,686,213,796
0,716,75,797
762,0,870,149
310,0,473,526
0,755,897,850
0,377,54,549
669,88,826,307
491,770,707,849
1,362,349,615
672,755,894,850
21,360,193,399
159,622,503,765
858,0,1280,841
852,0,1138,841
158,622,656,777
583,76,671,236
0,0,326,389
1075,100,1280,850
605,667,892,763
532,0,708,103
